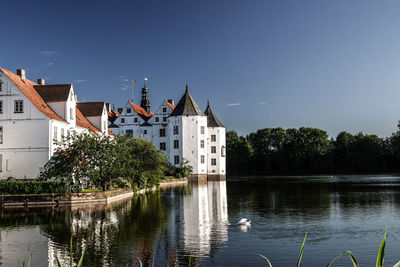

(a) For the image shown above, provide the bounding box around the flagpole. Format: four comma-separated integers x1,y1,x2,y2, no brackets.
131,80,134,103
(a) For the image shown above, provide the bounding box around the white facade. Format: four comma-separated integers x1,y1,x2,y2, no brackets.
0,67,108,179
111,87,226,179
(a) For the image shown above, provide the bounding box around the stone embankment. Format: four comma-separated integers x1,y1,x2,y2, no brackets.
0,178,188,208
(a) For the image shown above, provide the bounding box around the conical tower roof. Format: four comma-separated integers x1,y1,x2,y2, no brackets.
170,85,205,116
204,101,224,128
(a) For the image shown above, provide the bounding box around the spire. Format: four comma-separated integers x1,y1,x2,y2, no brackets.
204,101,224,128
170,85,205,116
140,78,151,113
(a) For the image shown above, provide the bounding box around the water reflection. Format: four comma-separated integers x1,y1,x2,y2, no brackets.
3,176,400,266
183,181,229,258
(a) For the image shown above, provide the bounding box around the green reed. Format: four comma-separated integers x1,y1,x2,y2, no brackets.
259,228,400,267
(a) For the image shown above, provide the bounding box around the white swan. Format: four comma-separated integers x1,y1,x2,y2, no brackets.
237,218,251,225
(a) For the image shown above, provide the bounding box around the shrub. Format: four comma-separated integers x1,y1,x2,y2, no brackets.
0,180,67,194
112,177,131,189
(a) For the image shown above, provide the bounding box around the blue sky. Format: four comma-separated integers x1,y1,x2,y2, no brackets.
1,0,400,137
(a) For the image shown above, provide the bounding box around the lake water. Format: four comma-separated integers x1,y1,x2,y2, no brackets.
2,175,400,266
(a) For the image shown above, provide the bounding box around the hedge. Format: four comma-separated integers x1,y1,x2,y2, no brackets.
0,180,67,194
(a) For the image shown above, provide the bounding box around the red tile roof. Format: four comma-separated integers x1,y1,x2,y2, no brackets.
0,67,65,122
129,101,153,121
164,100,175,110
75,107,101,134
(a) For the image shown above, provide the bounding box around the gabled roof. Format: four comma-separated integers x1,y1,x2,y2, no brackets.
108,122,119,128
140,121,152,127
170,85,205,116
164,100,175,110
204,102,224,128
75,107,101,134
34,84,72,102
129,101,153,121
0,67,64,122
77,102,105,117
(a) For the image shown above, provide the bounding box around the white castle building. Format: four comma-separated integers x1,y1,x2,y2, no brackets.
0,67,111,179
110,84,226,181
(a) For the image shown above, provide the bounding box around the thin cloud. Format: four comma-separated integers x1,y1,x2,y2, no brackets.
74,79,88,83
226,103,241,106
123,79,129,82
39,51,56,56
47,62,54,66
258,101,267,105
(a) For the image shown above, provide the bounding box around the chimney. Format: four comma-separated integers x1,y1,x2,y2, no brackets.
16,69,26,80
37,79,45,85
117,108,123,114
167,99,175,106
106,103,111,113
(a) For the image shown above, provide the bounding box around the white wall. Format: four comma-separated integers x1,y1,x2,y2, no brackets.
181,115,208,175
207,127,226,175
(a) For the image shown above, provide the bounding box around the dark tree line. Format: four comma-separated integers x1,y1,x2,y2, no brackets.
227,122,400,175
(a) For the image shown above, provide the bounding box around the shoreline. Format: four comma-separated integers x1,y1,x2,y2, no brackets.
0,178,188,209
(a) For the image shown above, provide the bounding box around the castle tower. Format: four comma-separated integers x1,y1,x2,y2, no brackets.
140,83,151,113
169,85,208,182
204,101,226,181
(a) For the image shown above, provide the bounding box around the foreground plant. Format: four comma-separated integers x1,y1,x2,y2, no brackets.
259,229,400,267
258,232,307,267
54,236,85,267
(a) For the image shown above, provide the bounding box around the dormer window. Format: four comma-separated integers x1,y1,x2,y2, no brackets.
163,107,167,113
127,108,132,114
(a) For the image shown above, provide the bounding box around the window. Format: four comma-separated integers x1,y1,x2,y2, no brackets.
173,125,179,135
155,117,159,122
201,155,205,164
54,126,58,141
174,140,179,149
211,134,216,142
201,126,205,134
6,159,11,172
67,129,71,136
61,128,65,138
160,142,166,151
126,129,133,136
127,108,131,113
121,118,125,123
160,128,166,137
14,100,23,113
0,80,2,91
0,100,3,114
0,154,2,172
221,146,226,157
163,117,167,122
174,155,180,164
211,146,216,153
211,158,217,166
0,127,3,144
103,121,107,131
134,118,138,123
69,108,73,120
163,107,167,112
200,140,204,148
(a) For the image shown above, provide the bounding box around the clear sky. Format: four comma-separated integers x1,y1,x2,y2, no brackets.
1,0,400,137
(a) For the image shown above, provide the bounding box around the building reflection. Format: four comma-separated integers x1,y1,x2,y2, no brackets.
183,181,228,258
